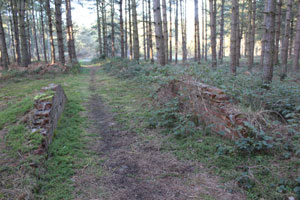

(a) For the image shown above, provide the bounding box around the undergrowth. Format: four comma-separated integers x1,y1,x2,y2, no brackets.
99,58,300,199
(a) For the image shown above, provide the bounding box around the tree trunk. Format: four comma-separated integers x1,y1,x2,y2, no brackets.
236,1,240,66
132,0,140,60
246,0,252,70
230,0,238,75
19,0,30,67
8,10,16,62
40,1,47,63
293,0,300,71
11,0,21,64
202,0,204,58
46,0,55,63
209,0,217,68
175,0,178,63
262,0,276,83
96,0,102,57
180,0,187,63
250,0,256,67
120,0,125,57
260,0,267,68
0,12,9,69
169,0,172,62
274,0,282,65
111,0,115,57
281,0,292,78
102,0,108,57
128,0,133,59
219,0,224,63
162,0,168,64
195,0,200,63
26,11,32,63
148,0,154,63
153,0,165,65
205,0,208,61
125,0,128,57
55,0,65,65
31,0,40,61
143,0,146,59
289,18,294,58
66,0,77,63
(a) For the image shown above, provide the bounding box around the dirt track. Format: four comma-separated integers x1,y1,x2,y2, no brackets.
74,67,245,200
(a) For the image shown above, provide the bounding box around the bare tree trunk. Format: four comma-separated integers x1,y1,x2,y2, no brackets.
205,0,208,61
219,0,224,63
40,1,47,63
0,12,9,68
66,0,77,63
162,0,168,64
293,0,300,71
180,0,187,63
31,0,40,61
46,0,55,63
26,12,32,63
236,1,240,66
132,0,140,60
111,0,115,57
96,0,102,57
250,0,256,67
247,0,252,70
11,0,21,64
153,0,165,65
120,0,125,57
143,0,146,59
8,10,16,62
175,0,178,63
209,0,217,68
102,0,108,57
19,0,30,67
281,0,292,78
55,0,65,64
146,0,150,59
128,0,133,59
262,0,276,83
148,0,154,63
125,0,128,57
260,0,267,68
194,0,200,63
289,18,294,58
274,0,282,65
230,0,238,75
169,0,172,62
202,0,204,59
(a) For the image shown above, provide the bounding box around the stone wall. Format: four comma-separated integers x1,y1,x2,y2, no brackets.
31,84,67,153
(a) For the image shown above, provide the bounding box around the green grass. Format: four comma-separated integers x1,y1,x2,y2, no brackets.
95,59,300,200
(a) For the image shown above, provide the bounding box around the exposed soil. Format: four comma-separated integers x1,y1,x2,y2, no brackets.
74,67,245,200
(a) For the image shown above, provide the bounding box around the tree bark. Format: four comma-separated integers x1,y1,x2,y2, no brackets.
169,0,172,62
274,0,282,65
230,0,238,75
250,0,256,67
31,0,40,61
96,0,102,57
132,0,140,60
262,0,276,84
153,0,165,65
66,0,77,63
40,1,47,63
280,0,292,78
289,18,294,58
175,0,178,63
143,0,146,59
120,0,125,57
180,0,187,63
236,1,240,66
246,0,253,70
0,12,9,68
46,0,55,63
125,0,128,57
202,0,204,58
128,0,133,59
11,0,21,64
55,0,65,65
205,0,208,61
195,0,201,63
102,0,108,57
293,0,300,71
218,0,224,63
8,10,16,62
19,0,30,67
209,0,217,68
148,0,154,63
162,0,168,64
260,0,267,68
111,0,115,57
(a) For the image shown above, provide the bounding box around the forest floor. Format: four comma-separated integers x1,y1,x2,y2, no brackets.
72,66,244,200
0,59,299,199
